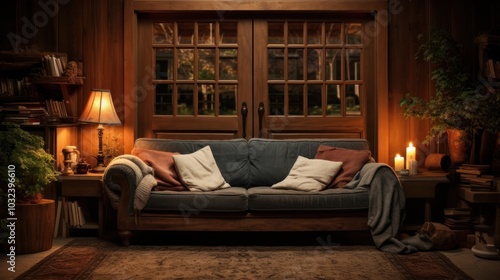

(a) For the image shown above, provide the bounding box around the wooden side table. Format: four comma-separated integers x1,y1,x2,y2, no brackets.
58,173,104,238
398,170,450,223
457,182,500,247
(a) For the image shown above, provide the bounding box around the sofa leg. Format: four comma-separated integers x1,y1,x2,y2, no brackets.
118,230,132,246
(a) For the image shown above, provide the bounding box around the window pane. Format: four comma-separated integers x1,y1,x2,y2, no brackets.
177,23,194,44
155,84,173,115
268,49,284,80
307,49,322,80
198,48,215,80
220,22,237,44
326,85,341,116
154,23,174,44
326,49,341,80
288,49,303,80
288,22,304,44
346,23,362,44
345,49,361,80
268,22,284,44
177,49,194,80
307,22,322,45
269,84,284,115
198,22,215,45
219,85,237,115
326,22,341,44
288,84,304,115
345,84,361,115
307,85,322,115
219,49,237,80
178,84,194,115
155,48,173,80
198,84,215,115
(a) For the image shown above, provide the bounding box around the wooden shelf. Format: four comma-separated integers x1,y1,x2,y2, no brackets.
31,76,85,86
457,186,500,204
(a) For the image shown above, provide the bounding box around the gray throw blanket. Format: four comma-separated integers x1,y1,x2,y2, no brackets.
346,163,433,254
104,155,157,211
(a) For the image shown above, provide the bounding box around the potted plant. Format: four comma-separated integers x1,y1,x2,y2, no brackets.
400,29,500,165
0,122,60,254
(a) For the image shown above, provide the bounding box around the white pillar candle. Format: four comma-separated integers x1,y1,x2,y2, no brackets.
394,154,404,171
406,142,416,170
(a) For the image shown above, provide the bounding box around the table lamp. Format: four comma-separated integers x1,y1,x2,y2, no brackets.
79,89,121,173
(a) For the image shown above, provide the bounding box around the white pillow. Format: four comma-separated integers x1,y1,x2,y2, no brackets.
271,156,342,192
172,146,231,192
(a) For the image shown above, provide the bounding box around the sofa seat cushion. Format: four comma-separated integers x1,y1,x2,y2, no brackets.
247,187,369,211
144,187,248,212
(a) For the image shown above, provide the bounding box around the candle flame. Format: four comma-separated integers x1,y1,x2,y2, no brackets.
409,142,413,147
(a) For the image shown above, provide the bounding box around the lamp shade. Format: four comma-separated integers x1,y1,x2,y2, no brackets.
79,89,121,125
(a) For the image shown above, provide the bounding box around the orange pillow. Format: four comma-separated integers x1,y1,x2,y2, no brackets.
131,148,187,191
314,145,371,188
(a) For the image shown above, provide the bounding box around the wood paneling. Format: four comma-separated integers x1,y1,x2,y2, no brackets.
131,0,387,12
2,0,500,166
388,0,500,167
0,0,125,167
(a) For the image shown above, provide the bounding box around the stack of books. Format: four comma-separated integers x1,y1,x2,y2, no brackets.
443,208,474,230
456,164,495,191
0,102,47,125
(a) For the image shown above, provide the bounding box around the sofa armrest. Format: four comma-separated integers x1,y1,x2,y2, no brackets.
103,162,140,215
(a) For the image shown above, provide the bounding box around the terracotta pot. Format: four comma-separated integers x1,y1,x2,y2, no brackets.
425,153,452,171
446,129,471,166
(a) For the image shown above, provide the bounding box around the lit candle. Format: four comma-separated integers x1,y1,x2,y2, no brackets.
406,142,416,170
394,154,404,171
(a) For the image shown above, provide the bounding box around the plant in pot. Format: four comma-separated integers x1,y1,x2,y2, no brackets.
0,122,60,254
400,29,500,166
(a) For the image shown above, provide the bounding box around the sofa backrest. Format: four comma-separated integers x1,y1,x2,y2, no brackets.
247,138,370,187
134,138,249,187
134,138,370,188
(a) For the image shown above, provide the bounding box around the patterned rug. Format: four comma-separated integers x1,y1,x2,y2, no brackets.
16,238,472,279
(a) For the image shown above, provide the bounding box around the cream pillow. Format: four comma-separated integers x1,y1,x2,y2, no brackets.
271,156,342,192
172,146,231,192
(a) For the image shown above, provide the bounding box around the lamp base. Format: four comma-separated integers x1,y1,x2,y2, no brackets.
90,165,106,173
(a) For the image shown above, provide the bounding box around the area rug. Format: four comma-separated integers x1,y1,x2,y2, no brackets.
16,238,472,280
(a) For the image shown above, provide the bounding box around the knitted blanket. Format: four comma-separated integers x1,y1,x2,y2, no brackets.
104,155,157,211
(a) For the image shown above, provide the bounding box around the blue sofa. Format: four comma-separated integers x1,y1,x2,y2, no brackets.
104,138,404,248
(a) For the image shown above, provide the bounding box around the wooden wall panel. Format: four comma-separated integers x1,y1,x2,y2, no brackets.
2,0,500,166
388,0,500,167
0,0,124,168
80,0,125,166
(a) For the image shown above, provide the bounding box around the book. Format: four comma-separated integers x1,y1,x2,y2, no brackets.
53,197,62,238
444,216,474,230
444,208,471,216
456,168,486,176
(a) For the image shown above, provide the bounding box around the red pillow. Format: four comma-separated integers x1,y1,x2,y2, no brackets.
131,148,187,191
314,145,371,188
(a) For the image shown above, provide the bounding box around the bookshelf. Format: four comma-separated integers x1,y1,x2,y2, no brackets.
58,173,104,238
0,50,84,124
1,50,85,199
475,34,500,174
